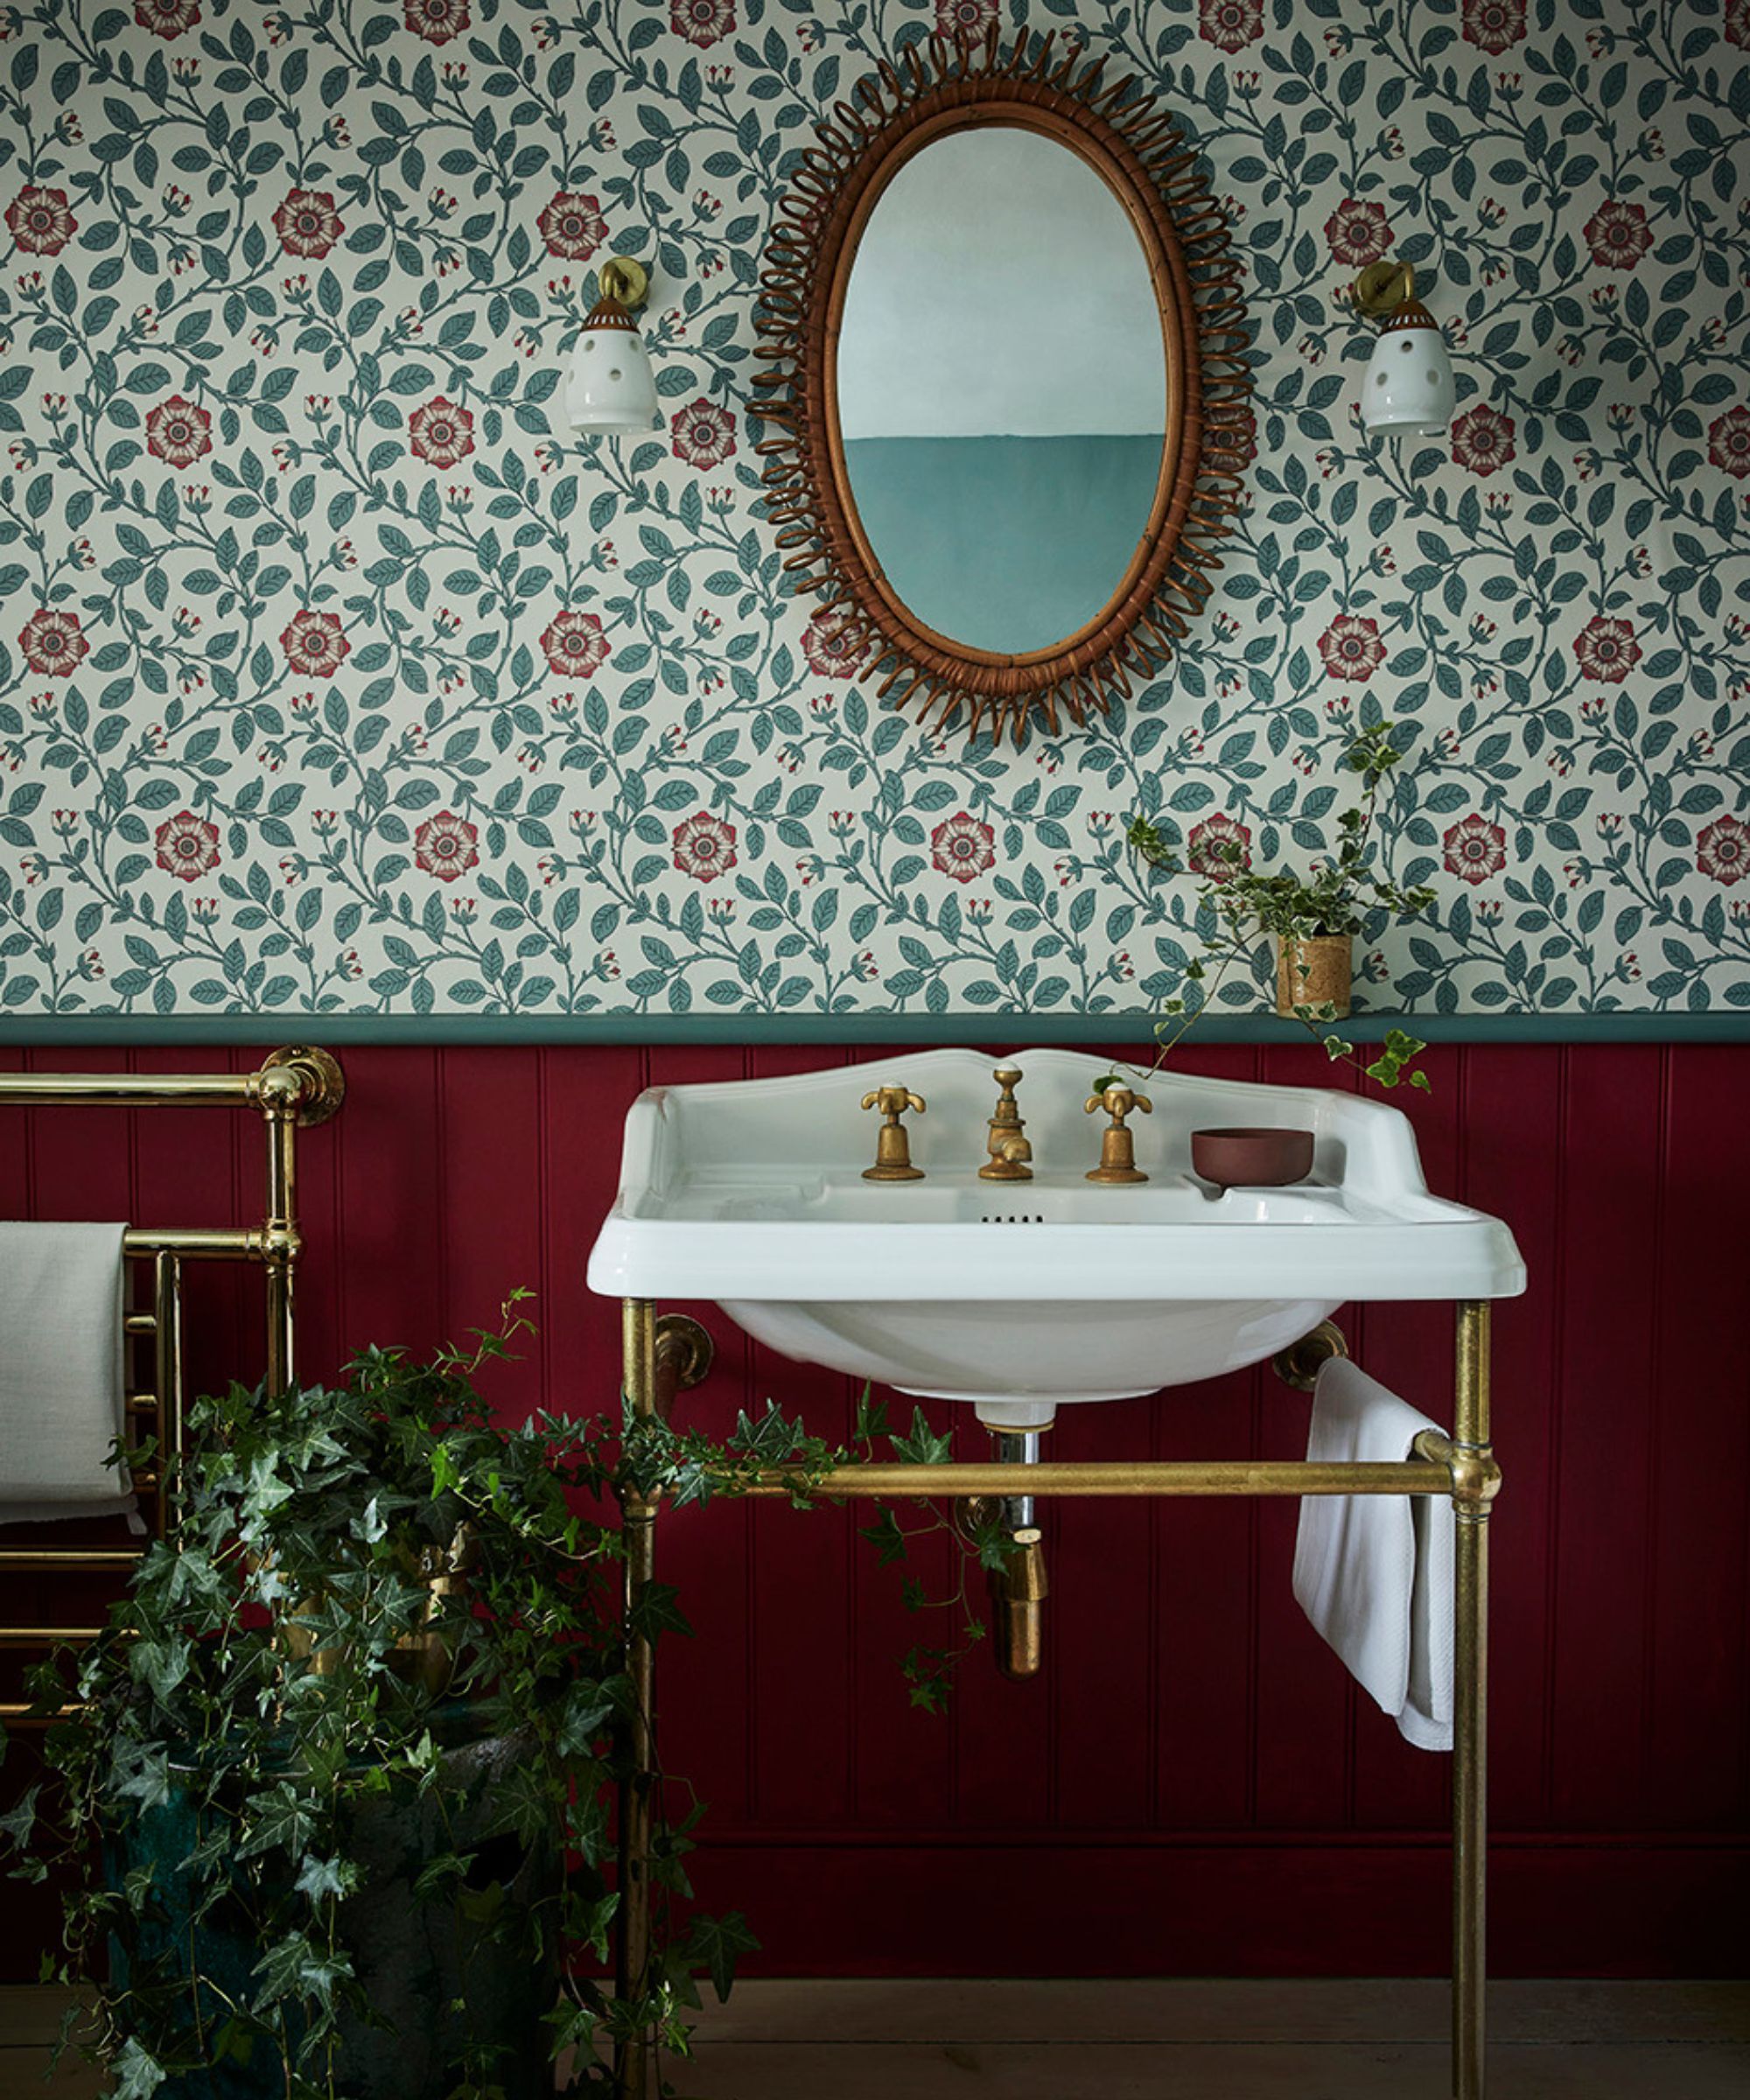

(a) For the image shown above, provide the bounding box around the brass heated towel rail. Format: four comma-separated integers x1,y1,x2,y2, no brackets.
0,1046,345,1711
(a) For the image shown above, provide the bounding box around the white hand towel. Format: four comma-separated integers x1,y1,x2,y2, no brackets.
1292,1355,1454,1752
0,1221,136,1523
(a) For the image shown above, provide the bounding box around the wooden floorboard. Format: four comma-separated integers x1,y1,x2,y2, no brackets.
5,1979,1746,2096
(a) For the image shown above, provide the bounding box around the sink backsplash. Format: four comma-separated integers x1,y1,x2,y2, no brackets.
0,0,1743,1022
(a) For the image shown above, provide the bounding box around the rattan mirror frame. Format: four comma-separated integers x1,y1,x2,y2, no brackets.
753,28,1251,747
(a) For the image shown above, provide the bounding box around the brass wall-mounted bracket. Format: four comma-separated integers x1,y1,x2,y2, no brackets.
258,1044,347,1126
1271,1318,1350,1392
598,255,649,312
1353,257,1416,318
652,1313,715,1420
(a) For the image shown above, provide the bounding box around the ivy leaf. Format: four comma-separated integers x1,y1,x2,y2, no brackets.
858,1503,906,1567
627,1581,692,1643
686,1909,760,2000
851,1385,889,1444
295,1853,356,1904
110,2038,166,2100
891,1406,951,1467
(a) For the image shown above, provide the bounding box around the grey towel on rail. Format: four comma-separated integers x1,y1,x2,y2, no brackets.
0,1222,137,1523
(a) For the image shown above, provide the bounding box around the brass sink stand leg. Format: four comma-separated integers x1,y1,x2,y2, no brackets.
1451,1298,1493,2100
615,1301,714,2100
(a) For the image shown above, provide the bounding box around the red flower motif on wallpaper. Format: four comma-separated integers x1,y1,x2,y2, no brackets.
669,397,737,470
930,811,996,884
672,810,738,883
1726,0,1750,49
935,0,998,36
1572,616,1640,683
18,608,88,676
134,0,200,36
1443,813,1507,886
279,609,350,677
1323,198,1391,268
1205,407,1257,472
1198,0,1263,52
154,809,220,882
1449,404,1516,478
1582,200,1652,271
1698,816,1750,886
1460,0,1524,53
670,0,736,48
540,610,610,679
1316,613,1386,682
537,192,606,262
801,613,869,680
414,810,480,881
5,186,77,256
1707,406,1750,480
408,396,475,468
1186,813,1253,879
145,396,213,470
274,189,344,260
403,0,469,43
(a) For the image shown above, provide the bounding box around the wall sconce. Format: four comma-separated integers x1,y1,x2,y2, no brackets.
1353,259,1455,438
565,256,659,437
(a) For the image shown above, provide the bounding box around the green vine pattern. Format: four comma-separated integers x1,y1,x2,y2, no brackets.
0,0,1746,1018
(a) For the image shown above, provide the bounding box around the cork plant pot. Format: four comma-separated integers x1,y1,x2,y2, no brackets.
1276,934,1353,1020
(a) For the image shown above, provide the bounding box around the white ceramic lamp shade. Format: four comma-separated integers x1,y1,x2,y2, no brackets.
1360,298,1456,437
565,302,659,436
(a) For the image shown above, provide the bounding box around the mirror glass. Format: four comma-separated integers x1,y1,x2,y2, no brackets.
836,125,1166,658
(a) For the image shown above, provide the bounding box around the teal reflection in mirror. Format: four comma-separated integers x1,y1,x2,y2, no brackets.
837,125,1166,659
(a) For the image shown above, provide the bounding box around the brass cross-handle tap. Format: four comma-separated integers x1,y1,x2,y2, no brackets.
1083,1083,1152,1185
861,1083,927,1182
979,1064,1033,1182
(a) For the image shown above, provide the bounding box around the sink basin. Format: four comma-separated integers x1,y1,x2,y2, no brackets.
586,1047,1524,1427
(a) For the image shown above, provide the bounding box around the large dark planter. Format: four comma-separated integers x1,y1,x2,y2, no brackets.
109,1714,557,2100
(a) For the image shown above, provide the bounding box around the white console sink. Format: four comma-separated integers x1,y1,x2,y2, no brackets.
586,1047,1524,1426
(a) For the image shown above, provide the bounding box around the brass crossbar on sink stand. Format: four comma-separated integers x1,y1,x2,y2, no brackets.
615,1298,1497,2100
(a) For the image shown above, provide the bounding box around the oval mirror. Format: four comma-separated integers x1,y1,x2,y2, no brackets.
756,33,1251,746
836,127,1167,659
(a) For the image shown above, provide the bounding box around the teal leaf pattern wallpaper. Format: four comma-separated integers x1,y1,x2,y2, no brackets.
0,0,1746,1018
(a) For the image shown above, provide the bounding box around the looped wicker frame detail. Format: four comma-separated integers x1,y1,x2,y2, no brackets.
752,27,1252,747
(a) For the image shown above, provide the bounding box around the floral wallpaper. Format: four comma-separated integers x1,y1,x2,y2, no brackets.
0,0,1746,1020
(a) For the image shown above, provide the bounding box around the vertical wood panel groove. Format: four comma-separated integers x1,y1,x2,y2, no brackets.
1539,1045,1571,1825
1636,1044,1671,1801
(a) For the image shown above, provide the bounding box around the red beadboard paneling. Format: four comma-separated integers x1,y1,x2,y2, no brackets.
0,1039,1746,1981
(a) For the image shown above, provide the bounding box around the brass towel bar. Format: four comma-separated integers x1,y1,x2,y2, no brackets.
729,1457,1459,1499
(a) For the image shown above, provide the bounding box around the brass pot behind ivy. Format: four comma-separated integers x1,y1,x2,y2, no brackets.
1276,934,1353,1020
281,1523,476,1698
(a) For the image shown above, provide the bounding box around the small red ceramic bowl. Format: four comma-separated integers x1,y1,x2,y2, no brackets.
1192,1126,1315,1189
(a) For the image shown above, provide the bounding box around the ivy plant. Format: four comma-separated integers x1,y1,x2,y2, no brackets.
0,1305,998,2096
0,1300,778,2098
